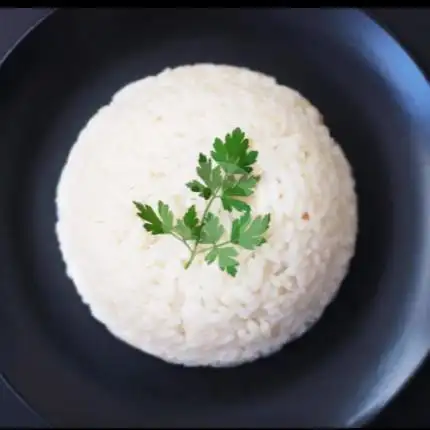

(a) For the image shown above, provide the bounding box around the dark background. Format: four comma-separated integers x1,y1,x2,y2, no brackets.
0,7,428,428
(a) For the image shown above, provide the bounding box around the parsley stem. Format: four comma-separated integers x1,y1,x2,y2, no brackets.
170,232,192,252
196,241,232,255
183,248,198,269
200,192,220,227
184,189,221,269
134,127,270,277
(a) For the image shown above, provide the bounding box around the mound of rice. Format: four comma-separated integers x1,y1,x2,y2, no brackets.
55,64,357,367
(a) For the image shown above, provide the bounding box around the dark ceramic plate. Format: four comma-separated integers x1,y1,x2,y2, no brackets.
0,8,429,428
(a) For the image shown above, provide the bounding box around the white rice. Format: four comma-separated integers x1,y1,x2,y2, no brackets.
55,64,358,367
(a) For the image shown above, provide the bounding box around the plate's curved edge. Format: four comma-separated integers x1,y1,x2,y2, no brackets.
0,374,50,428
0,8,429,429
0,8,55,69
348,9,430,425
0,9,57,427
344,11,430,427
350,353,430,427
353,9,430,105
364,8,430,82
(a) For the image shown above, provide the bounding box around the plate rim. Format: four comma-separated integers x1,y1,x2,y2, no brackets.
0,7,429,428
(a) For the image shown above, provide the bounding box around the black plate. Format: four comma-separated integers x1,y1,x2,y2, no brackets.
1,8,429,428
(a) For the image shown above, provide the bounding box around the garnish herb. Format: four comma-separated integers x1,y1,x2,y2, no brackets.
133,128,271,277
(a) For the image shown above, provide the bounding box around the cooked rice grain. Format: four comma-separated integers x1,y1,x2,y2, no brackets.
56,64,358,367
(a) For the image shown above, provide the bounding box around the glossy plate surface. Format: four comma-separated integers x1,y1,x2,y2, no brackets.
0,8,429,427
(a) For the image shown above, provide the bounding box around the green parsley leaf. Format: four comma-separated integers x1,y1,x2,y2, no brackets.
200,213,225,244
224,175,260,197
174,205,200,240
220,174,260,213
205,246,239,277
231,212,271,250
221,197,251,213
133,201,172,235
185,180,212,200
197,153,223,191
134,127,271,277
157,201,174,232
211,128,258,174
183,205,199,230
186,153,223,199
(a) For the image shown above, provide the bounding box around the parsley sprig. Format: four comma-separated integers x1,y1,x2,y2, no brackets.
133,128,271,277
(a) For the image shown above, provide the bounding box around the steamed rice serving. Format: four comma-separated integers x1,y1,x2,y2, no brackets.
55,64,358,367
